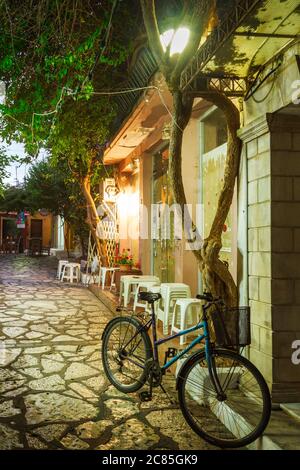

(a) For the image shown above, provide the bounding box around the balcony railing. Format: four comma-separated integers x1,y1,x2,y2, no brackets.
113,47,157,129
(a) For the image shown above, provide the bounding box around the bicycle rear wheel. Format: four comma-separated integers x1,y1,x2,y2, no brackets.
177,348,271,448
102,316,153,393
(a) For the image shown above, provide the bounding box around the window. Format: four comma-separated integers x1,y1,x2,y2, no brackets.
203,108,227,153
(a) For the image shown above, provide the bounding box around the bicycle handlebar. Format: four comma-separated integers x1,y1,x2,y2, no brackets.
196,292,214,301
196,292,224,304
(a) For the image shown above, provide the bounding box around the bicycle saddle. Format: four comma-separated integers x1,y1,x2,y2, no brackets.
138,292,161,303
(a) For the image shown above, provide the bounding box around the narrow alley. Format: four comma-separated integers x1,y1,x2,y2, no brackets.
0,255,215,450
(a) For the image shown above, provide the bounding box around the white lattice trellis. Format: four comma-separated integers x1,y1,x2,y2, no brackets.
98,200,119,267
83,232,101,285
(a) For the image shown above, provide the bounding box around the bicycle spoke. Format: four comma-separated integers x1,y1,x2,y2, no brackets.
178,350,270,447
102,317,151,393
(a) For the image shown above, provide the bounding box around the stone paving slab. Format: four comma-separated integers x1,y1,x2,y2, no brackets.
0,255,217,450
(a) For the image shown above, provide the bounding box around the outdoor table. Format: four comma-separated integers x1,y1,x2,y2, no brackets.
114,269,142,293
119,274,160,307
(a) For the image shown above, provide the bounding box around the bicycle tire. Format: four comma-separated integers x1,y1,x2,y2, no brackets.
177,348,271,448
102,316,153,393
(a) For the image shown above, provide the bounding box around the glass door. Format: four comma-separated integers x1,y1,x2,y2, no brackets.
152,148,175,283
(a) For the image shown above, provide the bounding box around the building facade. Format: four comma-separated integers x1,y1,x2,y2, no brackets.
0,211,70,255
103,1,300,403
0,211,53,253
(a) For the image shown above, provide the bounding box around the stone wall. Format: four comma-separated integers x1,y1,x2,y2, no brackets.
269,113,300,403
240,119,273,388
240,113,300,403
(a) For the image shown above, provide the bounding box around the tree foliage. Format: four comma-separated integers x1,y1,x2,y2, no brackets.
0,184,27,212
0,146,11,194
0,0,140,154
24,159,90,256
0,0,141,260
49,96,114,182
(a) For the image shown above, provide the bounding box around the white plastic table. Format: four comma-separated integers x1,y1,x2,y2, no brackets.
119,275,160,307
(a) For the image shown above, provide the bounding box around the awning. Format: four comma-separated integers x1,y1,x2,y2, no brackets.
105,0,300,164
181,0,300,91
104,84,172,165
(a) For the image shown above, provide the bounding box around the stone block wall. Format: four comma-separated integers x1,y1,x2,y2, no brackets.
246,126,273,387
240,113,300,403
269,114,300,403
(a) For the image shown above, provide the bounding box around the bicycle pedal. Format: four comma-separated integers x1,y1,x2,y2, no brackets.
139,391,152,402
164,348,178,364
167,347,178,357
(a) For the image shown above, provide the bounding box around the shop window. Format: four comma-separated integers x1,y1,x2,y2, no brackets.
201,108,237,281
203,108,227,153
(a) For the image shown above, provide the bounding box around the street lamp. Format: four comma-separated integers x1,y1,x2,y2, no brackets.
160,27,190,56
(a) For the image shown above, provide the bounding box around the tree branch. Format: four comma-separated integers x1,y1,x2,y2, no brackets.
198,91,241,239
140,0,166,73
170,0,216,86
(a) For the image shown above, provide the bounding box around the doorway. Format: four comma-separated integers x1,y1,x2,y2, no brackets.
30,219,43,239
2,218,18,240
29,219,43,255
152,148,175,283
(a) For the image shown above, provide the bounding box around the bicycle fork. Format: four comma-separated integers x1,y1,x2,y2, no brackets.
203,319,225,399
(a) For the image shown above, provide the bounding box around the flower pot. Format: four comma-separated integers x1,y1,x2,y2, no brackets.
119,264,132,272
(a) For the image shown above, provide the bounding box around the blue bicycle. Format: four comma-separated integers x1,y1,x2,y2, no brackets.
102,291,271,448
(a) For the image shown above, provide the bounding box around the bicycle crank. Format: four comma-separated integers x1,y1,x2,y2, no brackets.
145,359,162,387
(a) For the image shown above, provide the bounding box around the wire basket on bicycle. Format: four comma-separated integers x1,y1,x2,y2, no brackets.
210,306,251,348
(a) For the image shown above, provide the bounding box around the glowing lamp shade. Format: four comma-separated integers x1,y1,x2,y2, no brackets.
160,27,190,56
160,29,175,52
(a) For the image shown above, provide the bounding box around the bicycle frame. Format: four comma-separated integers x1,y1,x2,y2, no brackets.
152,302,213,370
122,302,213,372
118,301,231,396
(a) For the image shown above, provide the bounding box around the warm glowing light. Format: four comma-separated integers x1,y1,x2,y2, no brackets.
117,191,139,217
160,29,175,52
160,27,190,56
170,27,190,55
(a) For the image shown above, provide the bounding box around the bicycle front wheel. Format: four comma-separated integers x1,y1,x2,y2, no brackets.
177,348,271,448
102,316,153,393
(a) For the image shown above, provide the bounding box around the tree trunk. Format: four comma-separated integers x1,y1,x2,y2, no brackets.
80,236,86,259
169,91,193,210
63,229,70,258
139,0,241,306
169,90,199,245
199,92,241,306
81,176,109,267
168,90,241,306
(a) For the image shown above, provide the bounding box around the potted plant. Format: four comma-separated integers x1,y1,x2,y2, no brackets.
116,249,134,272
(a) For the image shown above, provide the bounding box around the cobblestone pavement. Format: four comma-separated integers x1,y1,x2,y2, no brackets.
0,255,217,450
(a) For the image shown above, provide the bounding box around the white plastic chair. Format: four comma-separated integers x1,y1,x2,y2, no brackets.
57,260,69,280
171,299,202,345
157,283,191,335
133,281,161,312
100,267,120,290
61,262,81,283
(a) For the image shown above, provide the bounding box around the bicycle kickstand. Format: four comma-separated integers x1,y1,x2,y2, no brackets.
139,372,154,403
159,382,176,405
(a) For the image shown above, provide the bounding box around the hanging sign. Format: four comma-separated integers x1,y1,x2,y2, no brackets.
16,211,26,229
38,208,49,217
104,178,118,202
